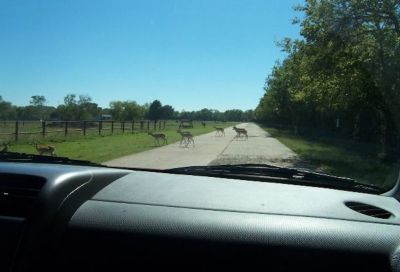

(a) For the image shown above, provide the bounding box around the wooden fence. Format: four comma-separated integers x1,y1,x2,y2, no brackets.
0,120,167,141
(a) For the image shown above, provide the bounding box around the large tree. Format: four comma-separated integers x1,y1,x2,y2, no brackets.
0,96,16,120
148,100,163,120
30,95,47,106
56,94,101,120
109,100,146,121
256,0,400,154
28,95,48,120
161,105,175,120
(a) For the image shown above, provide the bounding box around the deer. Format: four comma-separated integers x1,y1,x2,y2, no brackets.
177,129,195,147
214,127,225,136
148,132,168,145
233,126,248,139
33,143,57,156
0,142,10,153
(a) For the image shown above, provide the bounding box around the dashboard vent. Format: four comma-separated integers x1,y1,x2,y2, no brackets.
345,201,393,219
0,174,46,218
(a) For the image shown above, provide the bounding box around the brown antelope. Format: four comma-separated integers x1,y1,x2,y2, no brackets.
148,132,168,145
214,127,225,136
33,143,57,156
177,129,195,147
233,126,248,139
0,142,9,152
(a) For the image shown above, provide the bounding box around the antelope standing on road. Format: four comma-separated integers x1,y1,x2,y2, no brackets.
177,129,195,147
214,127,225,136
233,126,248,139
148,132,168,146
33,143,57,156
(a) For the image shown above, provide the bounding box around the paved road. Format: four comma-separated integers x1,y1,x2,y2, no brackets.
104,123,298,169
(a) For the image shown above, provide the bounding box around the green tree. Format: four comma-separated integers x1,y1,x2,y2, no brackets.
29,95,48,120
77,95,101,120
58,94,78,120
256,0,400,155
57,94,100,121
196,108,213,121
161,105,175,119
64,94,77,105
224,109,245,121
30,95,47,106
0,96,16,120
148,100,163,120
109,100,146,121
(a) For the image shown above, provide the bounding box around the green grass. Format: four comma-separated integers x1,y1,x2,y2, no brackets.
262,126,399,190
5,121,236,163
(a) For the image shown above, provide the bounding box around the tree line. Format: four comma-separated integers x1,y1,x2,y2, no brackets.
0,95,254,122
255,0,400,157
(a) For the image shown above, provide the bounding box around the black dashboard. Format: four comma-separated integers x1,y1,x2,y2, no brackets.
1,162,400,271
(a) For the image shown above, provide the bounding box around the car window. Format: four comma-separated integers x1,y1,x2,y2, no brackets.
0,0,399,192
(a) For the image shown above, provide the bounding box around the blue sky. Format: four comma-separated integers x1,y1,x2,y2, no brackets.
0,0,302,111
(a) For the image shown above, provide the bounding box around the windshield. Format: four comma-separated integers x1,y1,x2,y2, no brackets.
0,0,399,192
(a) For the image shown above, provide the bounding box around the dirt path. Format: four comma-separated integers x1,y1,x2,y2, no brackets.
104,123,298,169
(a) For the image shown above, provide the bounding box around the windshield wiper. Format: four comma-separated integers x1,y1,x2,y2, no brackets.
0,151,101,167
166,163,382,194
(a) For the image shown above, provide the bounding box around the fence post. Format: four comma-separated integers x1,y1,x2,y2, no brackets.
131,120,134,134
15,121,19,141
42,121,46,138
64,121,68,136
147,121,150,131
111,121,114,134
122,121,125,133
98,121,102,135
83,121,87,136
140,121,144,131
154,120,157,130
159,120,162,130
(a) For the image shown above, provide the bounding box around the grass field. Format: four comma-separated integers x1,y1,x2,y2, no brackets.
262,126,399,190
4,121,236,163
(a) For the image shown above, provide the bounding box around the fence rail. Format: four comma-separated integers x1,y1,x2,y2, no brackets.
0,120,167,141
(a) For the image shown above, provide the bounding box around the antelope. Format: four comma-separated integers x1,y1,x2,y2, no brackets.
0,142,9,153
177,129,195,147
214,127,225,136
148,132,168,145
233,126,248,139
33,143,57,156
201,122,206,128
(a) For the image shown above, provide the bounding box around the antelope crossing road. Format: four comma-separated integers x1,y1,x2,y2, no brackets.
105,123,298,169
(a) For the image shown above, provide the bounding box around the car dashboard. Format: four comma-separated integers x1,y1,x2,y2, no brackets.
1,162,400,271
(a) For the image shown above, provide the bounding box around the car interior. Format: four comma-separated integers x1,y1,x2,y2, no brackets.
2,160,400,272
